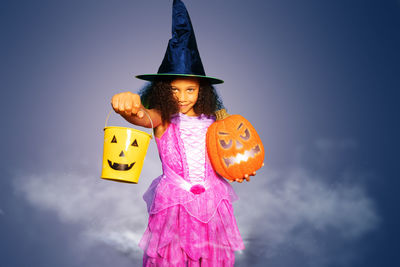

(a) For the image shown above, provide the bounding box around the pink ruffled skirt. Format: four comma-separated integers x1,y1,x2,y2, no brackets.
139,199,244,266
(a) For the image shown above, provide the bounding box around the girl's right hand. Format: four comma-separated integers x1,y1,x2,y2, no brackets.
111,92,145,118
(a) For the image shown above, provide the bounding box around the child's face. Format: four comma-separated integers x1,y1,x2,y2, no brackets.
171,78,200,116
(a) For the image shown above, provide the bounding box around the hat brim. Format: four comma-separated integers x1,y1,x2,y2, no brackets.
135,73,224,84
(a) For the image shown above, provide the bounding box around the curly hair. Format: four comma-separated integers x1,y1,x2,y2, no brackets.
138,77,225,123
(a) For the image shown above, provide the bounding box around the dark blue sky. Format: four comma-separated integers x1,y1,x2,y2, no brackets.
1,0,399,266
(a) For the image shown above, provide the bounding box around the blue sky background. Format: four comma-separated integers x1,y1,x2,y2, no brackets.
1,0,399,266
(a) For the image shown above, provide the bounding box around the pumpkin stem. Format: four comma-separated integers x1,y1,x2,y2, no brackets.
215,109,230,121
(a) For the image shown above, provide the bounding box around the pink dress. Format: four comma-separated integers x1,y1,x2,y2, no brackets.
139,113,244,267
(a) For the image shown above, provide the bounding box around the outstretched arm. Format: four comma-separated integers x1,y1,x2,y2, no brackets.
111,91,162,128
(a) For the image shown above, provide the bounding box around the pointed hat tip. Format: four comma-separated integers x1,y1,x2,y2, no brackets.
135,0,224,85
173,0,183,6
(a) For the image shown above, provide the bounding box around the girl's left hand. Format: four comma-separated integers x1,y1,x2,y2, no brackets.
230,163,264,183
232,171,256,183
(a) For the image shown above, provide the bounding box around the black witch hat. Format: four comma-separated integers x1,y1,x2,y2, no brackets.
136,0,223,84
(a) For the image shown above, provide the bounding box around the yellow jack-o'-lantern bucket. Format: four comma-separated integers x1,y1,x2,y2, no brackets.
101,110,153,183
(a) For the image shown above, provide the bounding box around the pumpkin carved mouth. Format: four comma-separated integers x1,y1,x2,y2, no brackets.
223,144,261,168
107,160,135,171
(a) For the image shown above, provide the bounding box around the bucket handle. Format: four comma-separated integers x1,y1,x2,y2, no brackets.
105,109,154,137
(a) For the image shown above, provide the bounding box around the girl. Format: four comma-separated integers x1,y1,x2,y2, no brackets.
111,0,256,265
111,77,254,266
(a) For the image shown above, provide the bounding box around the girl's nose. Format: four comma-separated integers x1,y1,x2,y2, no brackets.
177,92,186,102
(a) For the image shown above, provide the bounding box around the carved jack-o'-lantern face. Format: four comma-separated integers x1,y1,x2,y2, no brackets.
206,111,265,181
217,122,262,168
101,125,152,184
107,134,138,171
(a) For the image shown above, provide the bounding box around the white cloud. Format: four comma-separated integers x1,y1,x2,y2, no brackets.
233,138,380,266
12,157,163,260
13,138,380,267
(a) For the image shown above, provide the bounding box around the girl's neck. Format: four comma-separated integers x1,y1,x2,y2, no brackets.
179,112,200,118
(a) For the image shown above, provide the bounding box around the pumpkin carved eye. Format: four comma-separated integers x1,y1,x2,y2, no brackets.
240,129,250,141
219,139,232,149
218,132,232,149
131,139,138,147
111,135,117,143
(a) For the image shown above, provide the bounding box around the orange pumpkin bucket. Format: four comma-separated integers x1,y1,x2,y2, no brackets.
101,110,153,183
206,109,265,181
